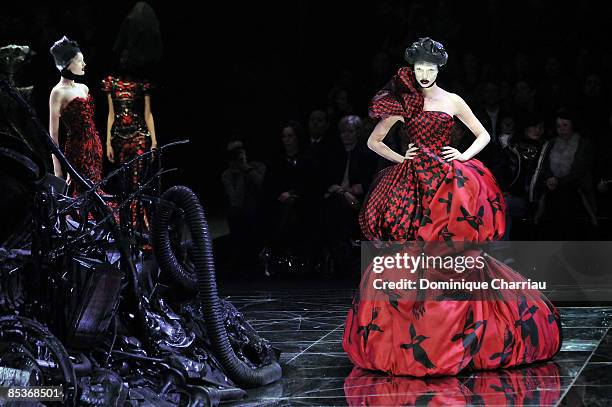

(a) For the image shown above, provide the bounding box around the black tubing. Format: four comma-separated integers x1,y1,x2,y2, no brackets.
151,202,196,293
152,186,282,388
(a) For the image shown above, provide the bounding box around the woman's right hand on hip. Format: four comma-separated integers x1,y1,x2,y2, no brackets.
404,143,419,160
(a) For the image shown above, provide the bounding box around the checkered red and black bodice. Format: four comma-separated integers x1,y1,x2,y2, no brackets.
360,67,505,242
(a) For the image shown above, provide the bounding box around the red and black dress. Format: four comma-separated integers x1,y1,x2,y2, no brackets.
101,76,152,184
61,94,103,193
342,67,562,377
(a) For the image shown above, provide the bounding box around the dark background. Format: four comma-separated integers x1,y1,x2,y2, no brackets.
1,0,611,214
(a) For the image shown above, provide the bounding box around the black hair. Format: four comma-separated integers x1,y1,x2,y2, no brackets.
308,108,328,119
225,139,245,161
555,107,575,123
282,120,304,139
521,111,545,131
338,115,363,131
404,37,448,67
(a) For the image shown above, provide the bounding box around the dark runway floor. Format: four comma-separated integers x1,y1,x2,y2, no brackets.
218,278,612,406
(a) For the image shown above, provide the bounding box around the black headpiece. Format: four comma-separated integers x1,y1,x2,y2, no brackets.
404,37,448,67
49,36,81,71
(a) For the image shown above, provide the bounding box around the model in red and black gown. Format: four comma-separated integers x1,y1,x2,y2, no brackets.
102,75,157,185
102,75,157,229
60,94,104,192
49,36,104,196
342,38,562,378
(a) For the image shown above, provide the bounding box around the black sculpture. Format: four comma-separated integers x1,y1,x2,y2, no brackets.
0,51,282,405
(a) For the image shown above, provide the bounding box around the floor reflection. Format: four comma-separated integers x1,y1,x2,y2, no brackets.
344,362,561,406
218,281,612,406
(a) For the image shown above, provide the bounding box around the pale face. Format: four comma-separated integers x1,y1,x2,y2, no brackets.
556,118,573,139
67,52,86,75
583,74,602,98
339,123,358,146
308,110,328,138
281,126,299,150
501,117,515,134
525,123,544,141
413,61,439,88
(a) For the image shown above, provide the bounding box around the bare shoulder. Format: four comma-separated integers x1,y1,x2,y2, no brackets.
50,85,63,96
49,85,65,102
436,88,464,107
78,83,89,94
447,92,466,106
447,92,473,114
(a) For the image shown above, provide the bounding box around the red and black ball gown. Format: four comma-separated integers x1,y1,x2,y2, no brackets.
342,66,562,377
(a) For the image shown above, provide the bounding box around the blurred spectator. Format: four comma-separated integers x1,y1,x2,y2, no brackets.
533,108,597,238
459,52,482,105
306,109,330,158
502,113,548,239
322,115,375,274
513,51,533,82
475,81,510,143
576,73,609,138
498,116,516,149
221,140,266,254
536,56,579,118
327,86,355,128
476,103,513,192
498,79,514,111
512,80,537,124
367,51,393,95
595,110,612,218
324,115,374,204
261,121,319,268
305,108,343,194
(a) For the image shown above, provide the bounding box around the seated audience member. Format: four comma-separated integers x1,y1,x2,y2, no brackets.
322,115,375,274
532,108,597,238
595,109,612,224
474,81,510,144
221,140,266,259
502,113,548,238
498,116,516,149
261,121,318,272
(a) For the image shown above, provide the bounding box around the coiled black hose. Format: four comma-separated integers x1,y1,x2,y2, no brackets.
152,186,282,388
151,199,196,293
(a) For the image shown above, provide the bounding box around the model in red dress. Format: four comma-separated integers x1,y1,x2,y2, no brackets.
60,94,104,190
342,38,561,377
102,76,156,184
49,36,104,195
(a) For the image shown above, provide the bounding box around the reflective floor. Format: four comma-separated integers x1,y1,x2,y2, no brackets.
220,279,612,406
